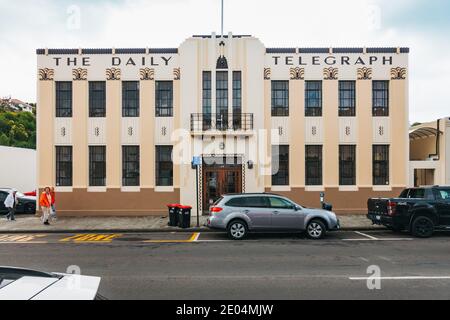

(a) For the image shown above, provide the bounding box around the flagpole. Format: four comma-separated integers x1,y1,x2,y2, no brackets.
221,0,224,37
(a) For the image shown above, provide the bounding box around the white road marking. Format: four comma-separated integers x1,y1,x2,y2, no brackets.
354,231,379,240
192,232,201,242
350,276,450,281
342,238,414,241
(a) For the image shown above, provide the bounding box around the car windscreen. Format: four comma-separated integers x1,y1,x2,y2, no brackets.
0,277,17,290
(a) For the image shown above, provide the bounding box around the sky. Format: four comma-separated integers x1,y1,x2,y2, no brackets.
0,0,449,123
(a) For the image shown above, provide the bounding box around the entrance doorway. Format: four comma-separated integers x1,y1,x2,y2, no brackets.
202,156,242,214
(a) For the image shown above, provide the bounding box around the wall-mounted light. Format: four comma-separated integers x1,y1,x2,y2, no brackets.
247,160,254,170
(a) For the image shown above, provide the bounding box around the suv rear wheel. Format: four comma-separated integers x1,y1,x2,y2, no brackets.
227,220,248,240
306,219,326,239
411,216,434,238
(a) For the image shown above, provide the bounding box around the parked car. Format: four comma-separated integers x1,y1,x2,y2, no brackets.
0,267,103,300
206,193,340,240
24,190,36,197
367,186,450,238
0,188,36,215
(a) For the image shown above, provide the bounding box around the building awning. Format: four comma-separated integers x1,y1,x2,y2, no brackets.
409,127,442,140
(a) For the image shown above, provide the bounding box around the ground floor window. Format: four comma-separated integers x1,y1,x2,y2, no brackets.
305,145,322,186
156,146,173,186
339,145,356,185
272,145,289,186
89,146,106,187
373,145,389,185
122,146,140,186
56,146,72,187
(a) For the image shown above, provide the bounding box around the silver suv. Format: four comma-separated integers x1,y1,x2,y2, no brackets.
206,193,340,240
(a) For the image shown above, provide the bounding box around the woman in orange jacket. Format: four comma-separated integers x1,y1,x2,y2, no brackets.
39,187,52,225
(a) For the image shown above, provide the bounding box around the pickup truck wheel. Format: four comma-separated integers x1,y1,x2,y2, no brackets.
227,220,248,240
411,216,434,238
306,220,326,240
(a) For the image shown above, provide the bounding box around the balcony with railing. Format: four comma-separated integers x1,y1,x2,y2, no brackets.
190,113,254,135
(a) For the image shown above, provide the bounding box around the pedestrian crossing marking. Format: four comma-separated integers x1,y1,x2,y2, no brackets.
0,234,47,243
60,234,122,243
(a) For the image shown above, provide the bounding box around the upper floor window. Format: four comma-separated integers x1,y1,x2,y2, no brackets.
305,81,322,117
216,71,229,130
156,81,173,117
89,81,106,117
56,82,72,118
271,81,289,117
339,81,356,117
202,72,212,114
373,80,389,116
122,81,140,117
233,71,242,129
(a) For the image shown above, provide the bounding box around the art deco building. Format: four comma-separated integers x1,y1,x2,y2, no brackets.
36,33,409,215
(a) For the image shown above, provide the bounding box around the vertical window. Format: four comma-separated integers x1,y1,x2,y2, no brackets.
372,80,389,116
373,145,390,185
216,71,229,130
122,146,140,186
56,146,72,187
233,71,242,129
156,146,173,186
122,81,140,117
305,81,322,116
272,145,289,186
339,145,356,185
305,145,323,186
89,146,106,187
202,71,212,130
339,81,356,116
56,82,72,117
89,81,106,117
271,81,289,116
156,81,173,117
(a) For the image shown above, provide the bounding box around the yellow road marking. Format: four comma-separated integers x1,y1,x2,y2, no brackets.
143,232,200,243
60,234,122,243
0,234,47,243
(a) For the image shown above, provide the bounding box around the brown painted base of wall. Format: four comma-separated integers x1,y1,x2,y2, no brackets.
38,188,180,217
265,187,405,214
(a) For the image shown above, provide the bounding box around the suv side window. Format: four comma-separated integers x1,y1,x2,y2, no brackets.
244,197,269,208
409,189,425,199
399,189,410,198
0,192,6,202
226,197,246,207
436,189,450,201
269,197,294,209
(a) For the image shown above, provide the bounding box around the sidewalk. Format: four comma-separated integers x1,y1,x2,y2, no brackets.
0,214,382,234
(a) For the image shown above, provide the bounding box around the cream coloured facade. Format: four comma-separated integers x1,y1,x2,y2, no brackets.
37,33,409,216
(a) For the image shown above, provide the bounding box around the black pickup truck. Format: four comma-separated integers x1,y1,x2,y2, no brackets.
367,186,450,238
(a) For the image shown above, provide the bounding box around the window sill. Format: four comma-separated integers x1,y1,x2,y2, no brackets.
271,186,291,192
338,186,359,192
55,187,73,193
121,187,140,192
88,187,107,193
373,186,392,192
305,186,325,192
155,186,174,192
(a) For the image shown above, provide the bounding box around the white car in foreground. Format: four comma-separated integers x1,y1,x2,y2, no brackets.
0,267,103,300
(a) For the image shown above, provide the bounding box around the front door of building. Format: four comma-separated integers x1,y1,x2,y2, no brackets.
202,157,242,214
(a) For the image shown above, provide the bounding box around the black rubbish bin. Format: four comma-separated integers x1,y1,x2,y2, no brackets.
178,205,192,229
167,204,180,227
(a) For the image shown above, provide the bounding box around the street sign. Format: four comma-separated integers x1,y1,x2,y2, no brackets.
192,156,202,166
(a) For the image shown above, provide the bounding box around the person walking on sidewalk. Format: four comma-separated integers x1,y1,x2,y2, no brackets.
39,187,52,225
50,187,57,222
4,189,18,222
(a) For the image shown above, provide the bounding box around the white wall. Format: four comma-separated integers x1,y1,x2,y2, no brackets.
0,146,36,192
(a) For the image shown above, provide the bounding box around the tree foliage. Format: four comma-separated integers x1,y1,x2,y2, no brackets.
0,109,36,149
